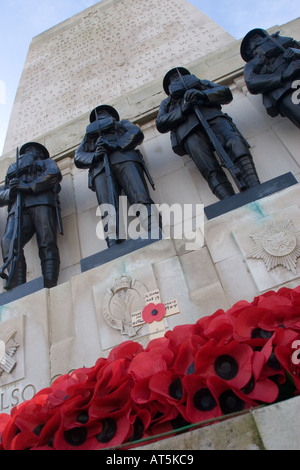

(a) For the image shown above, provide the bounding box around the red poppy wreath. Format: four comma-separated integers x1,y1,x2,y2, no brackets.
1,286,300,450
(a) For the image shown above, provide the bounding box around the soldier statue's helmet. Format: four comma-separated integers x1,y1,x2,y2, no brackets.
240,28,268,62
163,67,191,95
19,142,50,160
89,105,120,123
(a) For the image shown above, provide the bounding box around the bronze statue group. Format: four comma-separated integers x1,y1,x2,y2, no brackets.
0,28,299,291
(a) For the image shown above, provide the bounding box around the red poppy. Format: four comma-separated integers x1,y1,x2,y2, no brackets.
89,379,133,420
165,324,194,350
130,386,179,437
145,337,174,367
197,309,234,343
129,345,174,408
259,328,298,384
195,339,253,390
146,396,179,429
131,377,153,404
146,408,188,441
208,377,257,415
129,340,173,381
171,335,204,375
107,340,143,364
247,288,300,334
273,330,300,391
240,351,279,403
47,365,98,408
231,305,272,341
180,375,221,424
58,392,93,431
149,371,186,406
9,406,60,450
35,410,62,449
257,296,300,332
0,414,10,450
1,395,54,450
142,302,166,323
10,431,40,451
53,411,131,450
127,408,152,444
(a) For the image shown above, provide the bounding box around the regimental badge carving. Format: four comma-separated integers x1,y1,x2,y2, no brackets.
103,275,149,337
0,326,19,376
247,220,300,273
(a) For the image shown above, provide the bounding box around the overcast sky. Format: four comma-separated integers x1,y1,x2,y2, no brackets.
0,0,299,155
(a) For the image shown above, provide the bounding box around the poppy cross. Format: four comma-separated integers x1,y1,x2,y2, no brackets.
131,289,180,339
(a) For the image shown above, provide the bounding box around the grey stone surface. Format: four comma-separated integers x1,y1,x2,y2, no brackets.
253,396,300,450
137,412,264,450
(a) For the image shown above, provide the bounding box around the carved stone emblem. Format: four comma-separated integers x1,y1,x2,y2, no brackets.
247,220,300,273
103,275,148,337
0,326,19,376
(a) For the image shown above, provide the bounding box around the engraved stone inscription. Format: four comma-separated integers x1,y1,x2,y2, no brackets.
4,0,233,153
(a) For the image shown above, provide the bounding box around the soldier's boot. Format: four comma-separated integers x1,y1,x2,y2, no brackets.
103,211,124,247
105,238,120,248
42,258,60,289
4,256,26,290
208,171,235,200
236,155,260,188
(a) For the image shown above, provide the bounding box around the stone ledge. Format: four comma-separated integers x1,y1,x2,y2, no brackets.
0,277,44,307
135,395,300,450
135,411,263,451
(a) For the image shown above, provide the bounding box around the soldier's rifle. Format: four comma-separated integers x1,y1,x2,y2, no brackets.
94,109,120,239
262,30,288,55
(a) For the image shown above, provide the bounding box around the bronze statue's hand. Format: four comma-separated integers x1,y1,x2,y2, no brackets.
181,100,194,114
283,47,300,62
9,179,32,196
184,89,205,103
282,60,300,80
95,145,106,159
96,138,117,154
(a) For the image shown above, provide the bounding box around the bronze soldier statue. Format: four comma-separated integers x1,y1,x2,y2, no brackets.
0,142,62,290
156,67,260,200
74,105,156,247
241,28,300,128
